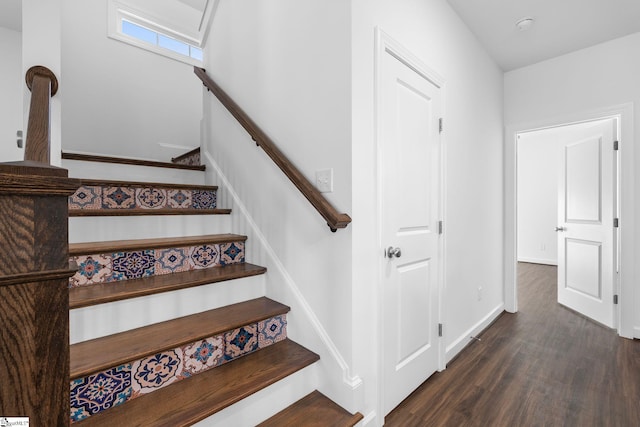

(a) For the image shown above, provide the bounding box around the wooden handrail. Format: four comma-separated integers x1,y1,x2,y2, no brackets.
25,65,58,164
194,67,351,232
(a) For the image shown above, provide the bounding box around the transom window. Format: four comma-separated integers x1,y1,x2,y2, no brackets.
121,20,203,62
108,0,213,65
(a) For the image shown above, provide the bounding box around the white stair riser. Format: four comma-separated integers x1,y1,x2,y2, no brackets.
62,159,206,185
69,215,232,243
70,275,265,344
192,364,318,427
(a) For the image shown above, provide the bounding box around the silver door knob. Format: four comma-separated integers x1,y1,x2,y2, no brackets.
555,226,566,232
386,246,402,258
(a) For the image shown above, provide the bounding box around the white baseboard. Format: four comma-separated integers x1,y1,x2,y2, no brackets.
634,326,640,339
445,303,504,363
360,411,378,426
517,257,557,266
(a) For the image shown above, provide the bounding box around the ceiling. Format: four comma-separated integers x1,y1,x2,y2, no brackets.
0,0,21,32
446,0,640,71
178,0,208,13
3,0,639,71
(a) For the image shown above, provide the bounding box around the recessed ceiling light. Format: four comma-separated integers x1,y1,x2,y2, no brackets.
516,17,535,31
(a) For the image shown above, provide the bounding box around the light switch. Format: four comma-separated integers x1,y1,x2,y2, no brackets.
316,168,333,193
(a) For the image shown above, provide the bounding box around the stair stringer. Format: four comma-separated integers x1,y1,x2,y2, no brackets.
201,148,364,415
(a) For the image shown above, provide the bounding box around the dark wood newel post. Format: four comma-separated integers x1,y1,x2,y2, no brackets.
0,66,78,426
0,163,80,426
25,65,59,164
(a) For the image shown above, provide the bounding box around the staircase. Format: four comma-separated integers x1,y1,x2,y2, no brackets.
62,151,363,426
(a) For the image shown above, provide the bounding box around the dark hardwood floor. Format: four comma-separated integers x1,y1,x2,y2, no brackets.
385,262,640,426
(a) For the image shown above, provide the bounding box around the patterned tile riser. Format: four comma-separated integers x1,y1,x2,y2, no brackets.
70,315,287,423
173,152,201,166
69,185,216,210
69,242,245,287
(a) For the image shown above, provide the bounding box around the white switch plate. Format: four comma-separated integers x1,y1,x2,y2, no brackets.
316,168,333,193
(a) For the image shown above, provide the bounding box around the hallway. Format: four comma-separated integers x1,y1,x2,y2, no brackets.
385,263,640,426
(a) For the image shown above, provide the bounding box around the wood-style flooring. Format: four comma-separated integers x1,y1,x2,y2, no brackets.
385,262,640,426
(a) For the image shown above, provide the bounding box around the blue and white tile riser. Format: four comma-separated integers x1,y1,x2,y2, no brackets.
70,242,245,287
173,151,201,166
69,185,217,210
69,315,287,423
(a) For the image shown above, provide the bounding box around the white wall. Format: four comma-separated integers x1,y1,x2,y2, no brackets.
352,0,504,423
22,0,62,165
201,0,354,411
60,0,202,161
0,26,22,162
517,130,559,265
202,1,504,423
505,32,639,337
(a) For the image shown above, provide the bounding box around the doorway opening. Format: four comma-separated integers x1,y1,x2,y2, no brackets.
515,117,619,328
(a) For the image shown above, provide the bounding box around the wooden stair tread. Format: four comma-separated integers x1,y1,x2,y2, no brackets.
75,178,217,191
76,339,319,426
258,390,364,427
69,263,266,309
70,297,289,379
69,208,231,217
62,152,206,171
69,234,246,256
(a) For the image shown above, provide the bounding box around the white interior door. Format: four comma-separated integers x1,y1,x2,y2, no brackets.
557,119,617,327
380,45,441,415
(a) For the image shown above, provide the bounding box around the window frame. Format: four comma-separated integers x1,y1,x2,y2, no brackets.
108,1,205,66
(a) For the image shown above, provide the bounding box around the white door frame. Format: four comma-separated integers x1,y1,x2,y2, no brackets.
374,27,447,420
504,103,635,338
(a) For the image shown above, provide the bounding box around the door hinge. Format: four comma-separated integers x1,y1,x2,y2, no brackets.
439,118,443,133
438,323,443,337
614,294,619,305
614,140,619,151
614,218,619,228
438,221,443,235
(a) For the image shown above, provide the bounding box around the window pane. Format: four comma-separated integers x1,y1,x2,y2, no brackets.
158,34,189,56
119,17,202,63
122,20,157,45
190,47,203,61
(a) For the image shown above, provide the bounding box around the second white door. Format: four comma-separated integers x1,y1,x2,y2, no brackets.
557,118,617,327
380,43,442,415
